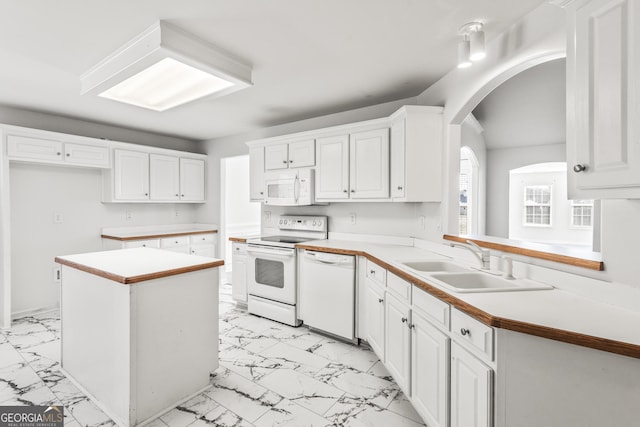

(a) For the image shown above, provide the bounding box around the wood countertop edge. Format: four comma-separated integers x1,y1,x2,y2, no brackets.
443,234,604,271
55,257,224,284
229,237,248,243
102,229,218,241
295,244,640,359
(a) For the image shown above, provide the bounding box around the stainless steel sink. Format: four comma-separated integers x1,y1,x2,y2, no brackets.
401,260,470,273
428,272,553,293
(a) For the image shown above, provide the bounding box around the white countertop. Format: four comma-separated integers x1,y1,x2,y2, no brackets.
298,239,640,353
56,247,223,284
101,223,217,240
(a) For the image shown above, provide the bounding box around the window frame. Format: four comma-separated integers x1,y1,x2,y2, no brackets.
570,199,594,229
523,184,553,228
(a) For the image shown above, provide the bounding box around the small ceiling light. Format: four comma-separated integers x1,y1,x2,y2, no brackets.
458,22,486,68
80,21,252,111
457,37,472,69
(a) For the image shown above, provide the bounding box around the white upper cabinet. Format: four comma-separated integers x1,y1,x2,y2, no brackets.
249,146,265,201
114,150,150,201
179,158,205,201
150,154,180,201
264,139,315,170
349,128,390,199
6,130,110,169
315,129,389,201
106,148,206,203
390,106,443,202
315,135,350,199
567,0,640,198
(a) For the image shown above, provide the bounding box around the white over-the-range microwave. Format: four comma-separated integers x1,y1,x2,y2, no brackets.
263,168,315,206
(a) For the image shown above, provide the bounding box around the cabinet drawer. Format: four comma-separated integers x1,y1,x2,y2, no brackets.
189,233,216,245
413,286,450,329
366,259,387,287
124,239,160,249
161,236,190,248
233,242,248,255
451,308,494,360
387,272,411,303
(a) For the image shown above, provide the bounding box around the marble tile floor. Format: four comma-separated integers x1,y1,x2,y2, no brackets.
0,283,425,427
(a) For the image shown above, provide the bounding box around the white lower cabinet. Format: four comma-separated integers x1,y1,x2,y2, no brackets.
384,292,411,395
450,342,493,427
231,243,248,303
105,233,216,258
365,278,386,359
411,310,450,427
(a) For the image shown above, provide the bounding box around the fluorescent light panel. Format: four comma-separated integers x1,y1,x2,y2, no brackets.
81,21,252,112
99,58,234,111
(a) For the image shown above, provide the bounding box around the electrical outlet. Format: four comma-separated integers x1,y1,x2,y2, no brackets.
53,266,61,283
125,211,133,220
53,213,63,224
349,213,357,225
265,211,271,222
175,209,180,217
419,216,426,229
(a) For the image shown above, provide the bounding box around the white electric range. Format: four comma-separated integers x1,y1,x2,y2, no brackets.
246,215,327,326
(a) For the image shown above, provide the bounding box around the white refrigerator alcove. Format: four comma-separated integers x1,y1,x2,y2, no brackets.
55,248,222,427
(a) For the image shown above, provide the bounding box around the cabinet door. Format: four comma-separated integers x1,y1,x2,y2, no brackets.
350,128,390,199
385,292,411,395
411,311,450,427
365,280,386,360
568,0,640,198
191,245,215,258
179,158,205,202
7,135,63,162
114,150,149,201
315,135,350,200
390,118,406,199
232,244,248,303
265,143,289,170
149,154,180,201
249,146,265,201
64,143,110,168
289,139,315,168
450,342,493,427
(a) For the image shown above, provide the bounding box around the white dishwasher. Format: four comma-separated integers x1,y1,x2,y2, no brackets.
299,249,356,341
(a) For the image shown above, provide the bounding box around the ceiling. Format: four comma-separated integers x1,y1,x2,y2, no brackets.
0,0,546,142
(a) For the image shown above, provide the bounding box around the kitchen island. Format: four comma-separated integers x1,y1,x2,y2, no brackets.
55,248,223,427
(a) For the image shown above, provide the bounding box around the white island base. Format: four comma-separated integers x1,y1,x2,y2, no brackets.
56,248,222,427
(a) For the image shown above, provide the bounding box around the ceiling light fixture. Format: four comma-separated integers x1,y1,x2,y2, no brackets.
457,36,472,69
458,22,486,68
80,21,252,112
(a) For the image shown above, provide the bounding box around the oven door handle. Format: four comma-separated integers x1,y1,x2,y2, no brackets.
247,246,295,257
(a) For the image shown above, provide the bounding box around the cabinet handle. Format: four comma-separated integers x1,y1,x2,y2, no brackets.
401,317,408,323
409,323,415,329
145,193,148,196
66,153,71,157
289,160,293,163
181,194,184,197
460,328,470,336
351,189,355,193
397,186,403,190
282,160,287,164
56,152,61,156
142,244,146,247
378,298,384,303
573,164,587,173
370,270,375,275
343,189,347,193
260,191,264,195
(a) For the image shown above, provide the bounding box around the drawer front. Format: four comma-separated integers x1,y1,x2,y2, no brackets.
387,272,411,303
413,286,450,329
124,239,160,249
366,259,387,287
161,236,190,248
451,308,494,360
233,242,248,255
189,233,216,245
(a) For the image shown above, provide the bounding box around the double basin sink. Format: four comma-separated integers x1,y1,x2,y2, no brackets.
399,260,553,293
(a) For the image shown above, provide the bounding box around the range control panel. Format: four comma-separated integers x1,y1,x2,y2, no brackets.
278,215,327,232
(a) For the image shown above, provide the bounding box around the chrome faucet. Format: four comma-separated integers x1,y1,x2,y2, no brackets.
449,240,491,270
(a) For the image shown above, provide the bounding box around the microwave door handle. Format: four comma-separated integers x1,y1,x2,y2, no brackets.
294,175,300,204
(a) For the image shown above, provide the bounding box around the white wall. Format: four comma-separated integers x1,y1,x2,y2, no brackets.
486,143,565,237
0,107,202,318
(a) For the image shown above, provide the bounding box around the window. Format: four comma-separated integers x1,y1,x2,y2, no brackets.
524,185,551,226
571,199,594,228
